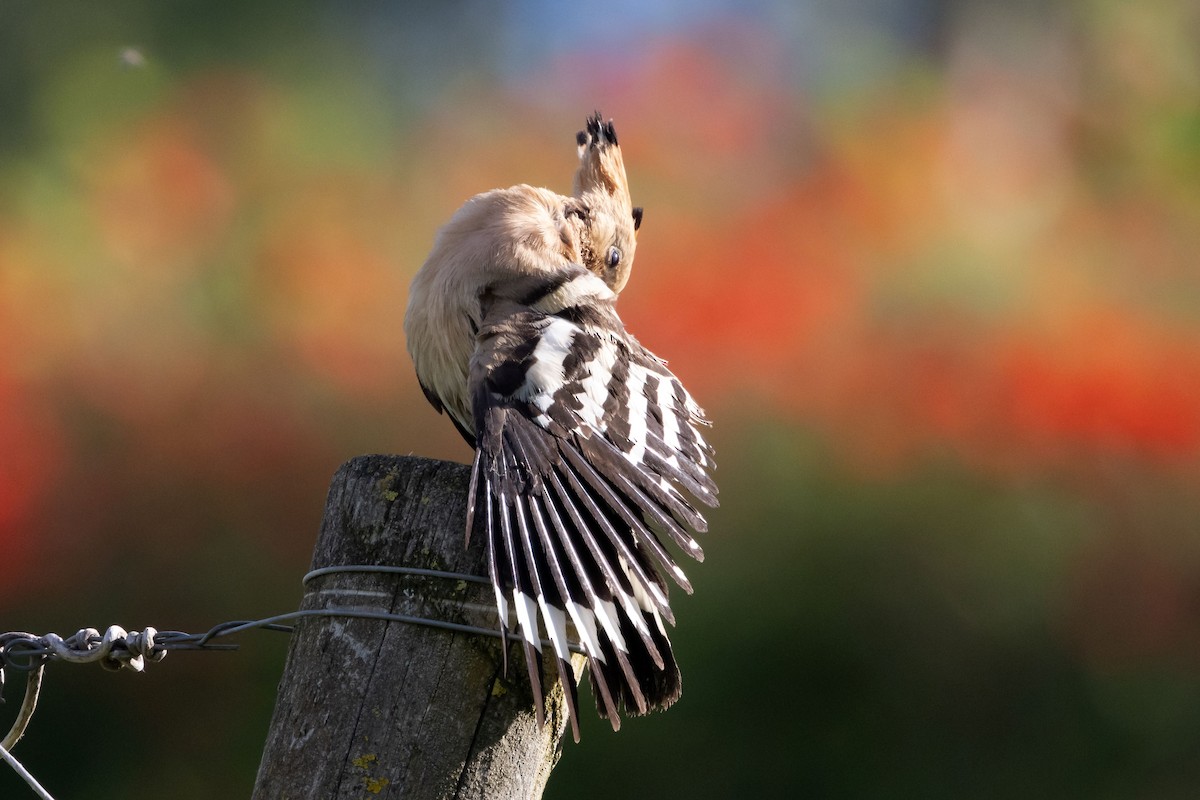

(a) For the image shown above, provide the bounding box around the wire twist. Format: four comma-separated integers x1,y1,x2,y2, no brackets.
3,626,173,675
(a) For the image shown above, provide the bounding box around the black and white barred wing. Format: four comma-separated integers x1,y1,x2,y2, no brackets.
466,274,717,740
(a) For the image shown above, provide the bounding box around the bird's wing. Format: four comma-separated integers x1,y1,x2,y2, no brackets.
466,268,717,740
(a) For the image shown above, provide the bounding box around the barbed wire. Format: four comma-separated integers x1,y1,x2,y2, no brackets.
0,564,577,800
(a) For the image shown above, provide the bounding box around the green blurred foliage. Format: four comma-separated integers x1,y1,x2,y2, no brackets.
2,1,1200,798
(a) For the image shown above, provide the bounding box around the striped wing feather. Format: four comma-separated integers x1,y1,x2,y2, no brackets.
468,271,716,740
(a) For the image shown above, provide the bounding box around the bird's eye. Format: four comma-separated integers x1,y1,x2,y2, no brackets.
606,247,621,269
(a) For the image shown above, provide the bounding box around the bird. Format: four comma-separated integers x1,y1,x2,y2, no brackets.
404,112,717,741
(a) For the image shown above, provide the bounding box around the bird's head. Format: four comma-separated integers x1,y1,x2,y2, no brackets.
569,112,643,294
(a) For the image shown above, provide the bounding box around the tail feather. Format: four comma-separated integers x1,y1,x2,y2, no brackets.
593,608,681,719
587,650,621,729
557,657,582,742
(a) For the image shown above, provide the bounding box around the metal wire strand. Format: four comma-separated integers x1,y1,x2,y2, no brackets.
0,561,584,798
0,739,55,800
302,564,491,585
1,664,42,751
0,564,579,677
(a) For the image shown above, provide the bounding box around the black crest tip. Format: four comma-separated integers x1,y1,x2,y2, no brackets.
603,120,618,145
582,111,618,147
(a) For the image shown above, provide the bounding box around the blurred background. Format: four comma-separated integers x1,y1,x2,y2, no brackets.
2,0,1199,797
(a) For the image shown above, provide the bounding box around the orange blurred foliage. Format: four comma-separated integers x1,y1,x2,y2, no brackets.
1,22,1199,585
0,376,63,563
88,114,236,274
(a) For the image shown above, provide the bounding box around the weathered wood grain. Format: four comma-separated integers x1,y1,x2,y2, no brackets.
253,455,571,800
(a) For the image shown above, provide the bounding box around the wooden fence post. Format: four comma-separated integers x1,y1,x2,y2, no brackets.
252,455,571,799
